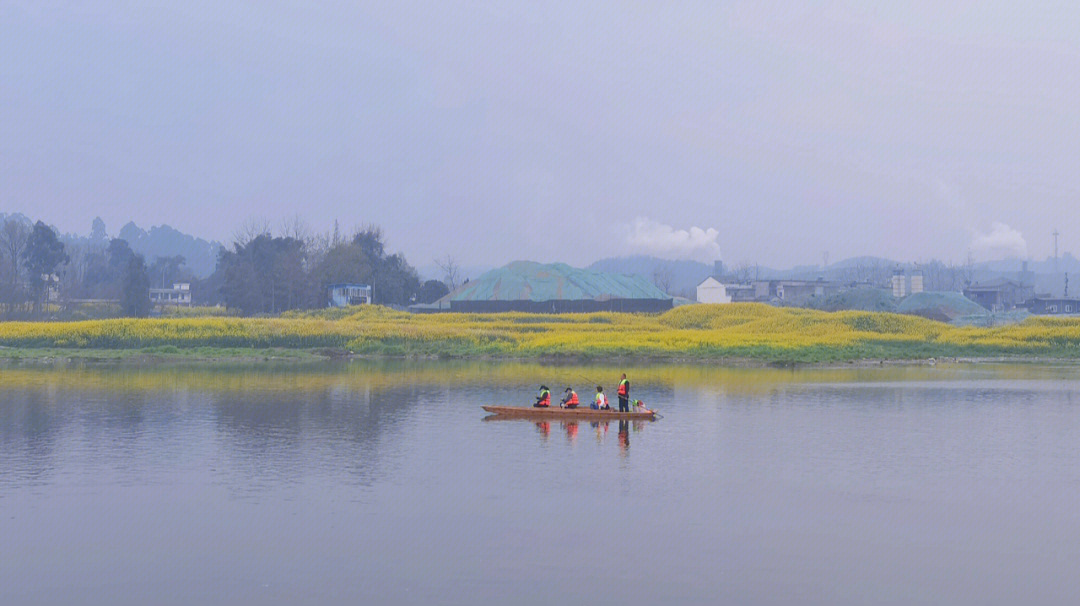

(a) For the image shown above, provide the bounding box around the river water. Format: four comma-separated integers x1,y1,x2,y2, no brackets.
3,361,1080,605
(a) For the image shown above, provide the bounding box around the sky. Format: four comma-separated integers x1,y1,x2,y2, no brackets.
2,1,1079,268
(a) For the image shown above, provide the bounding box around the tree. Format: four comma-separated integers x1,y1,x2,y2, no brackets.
211,219,420,314
217,234,307,314
233,217,271,247
0,219,30,312
652,266,673,294
280,214,310,242
347,227,418,305
417,279,450,304
148,255,188,289
353,225,386,260
107,238,135,273
22,221,68,314
372,252,420,305
308,242,372,307
121,254,151,317
435,254,462,291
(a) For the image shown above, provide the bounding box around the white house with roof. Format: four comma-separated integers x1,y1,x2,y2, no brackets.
149,282,192,307
696,276,733,304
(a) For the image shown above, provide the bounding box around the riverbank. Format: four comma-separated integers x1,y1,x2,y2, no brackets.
1,303,1079,365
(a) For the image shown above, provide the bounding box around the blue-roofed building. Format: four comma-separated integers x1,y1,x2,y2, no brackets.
327,283,372,308
432,261,672,313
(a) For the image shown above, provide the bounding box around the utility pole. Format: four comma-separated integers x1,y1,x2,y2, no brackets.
1053,229,1060,265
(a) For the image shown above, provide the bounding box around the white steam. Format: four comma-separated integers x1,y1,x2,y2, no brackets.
970,222,1027,258
625,217,722,263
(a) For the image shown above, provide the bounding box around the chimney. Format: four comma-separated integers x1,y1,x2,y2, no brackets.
713,260,724,277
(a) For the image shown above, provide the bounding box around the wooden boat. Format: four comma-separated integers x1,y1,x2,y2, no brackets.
481,405,657,421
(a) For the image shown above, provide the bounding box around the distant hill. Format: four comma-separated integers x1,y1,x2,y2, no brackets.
117,222,223,278
1,214,223,278
829,255,898,270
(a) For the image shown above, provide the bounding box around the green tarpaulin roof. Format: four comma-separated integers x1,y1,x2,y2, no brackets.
444,261,670,302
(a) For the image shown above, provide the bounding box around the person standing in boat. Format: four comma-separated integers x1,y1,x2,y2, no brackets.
592,386,610,410
534,385,551,408
560,387,579,409
617,374,630,412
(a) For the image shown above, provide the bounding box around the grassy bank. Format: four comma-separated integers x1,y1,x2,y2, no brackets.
2,304,1080,364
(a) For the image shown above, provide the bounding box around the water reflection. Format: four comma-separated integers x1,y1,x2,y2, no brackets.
7,361,1080,605
562,421,578,444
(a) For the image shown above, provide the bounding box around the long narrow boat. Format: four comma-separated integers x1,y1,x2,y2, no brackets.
481,405,657,421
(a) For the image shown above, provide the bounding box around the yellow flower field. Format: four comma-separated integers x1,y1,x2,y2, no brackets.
1,303,1079,362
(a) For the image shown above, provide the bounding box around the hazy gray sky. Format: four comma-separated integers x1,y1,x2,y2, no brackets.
2,1,1079,267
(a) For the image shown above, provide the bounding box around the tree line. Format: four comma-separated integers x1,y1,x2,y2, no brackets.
0,217,451,319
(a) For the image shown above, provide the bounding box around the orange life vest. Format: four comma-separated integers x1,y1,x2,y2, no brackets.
618,379,629,397
566,392,579,406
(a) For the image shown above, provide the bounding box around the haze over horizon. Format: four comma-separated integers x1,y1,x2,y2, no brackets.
3,2,1079,268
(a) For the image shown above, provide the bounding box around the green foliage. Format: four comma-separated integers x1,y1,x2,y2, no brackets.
121,254,151,318
21,221,68,314
417,279,450,304
218,235,307,314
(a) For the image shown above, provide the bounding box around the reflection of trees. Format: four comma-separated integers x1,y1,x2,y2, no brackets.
209,382,425,491
0,370,428,495
0,385,155,485
0,389,58,485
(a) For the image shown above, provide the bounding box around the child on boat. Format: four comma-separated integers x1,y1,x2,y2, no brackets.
592,386,610,410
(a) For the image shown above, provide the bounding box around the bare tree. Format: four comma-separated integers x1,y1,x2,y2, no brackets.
960,251,975,287
280,214,310,242
735,260,757,283
652,266,673,294
233,217,271,247
0,219,30,311
435,254,462,290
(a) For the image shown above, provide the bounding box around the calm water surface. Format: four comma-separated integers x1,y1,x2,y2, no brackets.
3,361,1080,605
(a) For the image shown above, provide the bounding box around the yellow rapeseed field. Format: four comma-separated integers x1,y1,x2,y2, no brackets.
2,303,1080,362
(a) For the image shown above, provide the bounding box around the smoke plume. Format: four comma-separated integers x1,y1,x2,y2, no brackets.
625,217,722,263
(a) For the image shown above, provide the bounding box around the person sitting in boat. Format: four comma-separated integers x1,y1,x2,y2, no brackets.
592,386,610,410
560,387,579,409
534,385,552,408
633,399,650,413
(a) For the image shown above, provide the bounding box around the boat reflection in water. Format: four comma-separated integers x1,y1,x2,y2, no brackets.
562,421,578,444
485,412,650,452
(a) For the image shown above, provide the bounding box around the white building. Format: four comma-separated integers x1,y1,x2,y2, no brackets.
696,276,733,304
327,283,373,307
149,282,192,307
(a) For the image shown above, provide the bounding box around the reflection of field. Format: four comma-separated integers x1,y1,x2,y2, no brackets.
2,303,1080,362
0,359,1072,396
